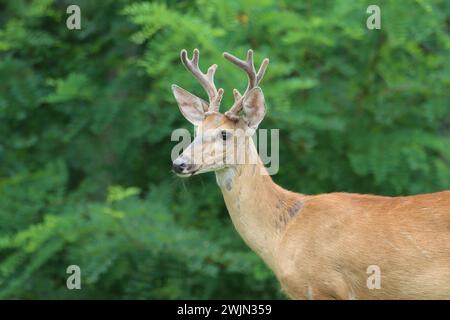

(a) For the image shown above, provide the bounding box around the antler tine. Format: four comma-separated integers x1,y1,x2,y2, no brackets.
256,58,269,84
180,48,223,112
223,49,269,120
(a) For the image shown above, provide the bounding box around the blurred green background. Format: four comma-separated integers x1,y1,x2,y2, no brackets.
0,0,449,299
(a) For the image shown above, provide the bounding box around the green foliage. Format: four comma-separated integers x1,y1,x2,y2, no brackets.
0,0,449,299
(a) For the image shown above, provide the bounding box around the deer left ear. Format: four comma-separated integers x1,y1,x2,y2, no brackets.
243,87,266,129
172,84,209,125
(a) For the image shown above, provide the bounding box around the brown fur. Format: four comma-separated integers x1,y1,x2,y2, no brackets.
276,191,450,299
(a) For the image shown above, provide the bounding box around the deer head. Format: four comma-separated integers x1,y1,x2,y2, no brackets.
172,49,269,176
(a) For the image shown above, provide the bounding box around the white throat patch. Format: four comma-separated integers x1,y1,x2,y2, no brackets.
215,167,236,191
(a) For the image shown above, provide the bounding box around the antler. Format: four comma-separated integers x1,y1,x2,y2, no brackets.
223,49,269,120
180,48,224,113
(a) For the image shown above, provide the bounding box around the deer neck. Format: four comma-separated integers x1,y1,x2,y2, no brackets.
215,140,303,270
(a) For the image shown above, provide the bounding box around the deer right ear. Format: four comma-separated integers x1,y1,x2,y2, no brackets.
242,87,266,129
172,85,209,125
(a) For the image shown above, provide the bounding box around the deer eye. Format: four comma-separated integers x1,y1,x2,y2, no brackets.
220,130,231,141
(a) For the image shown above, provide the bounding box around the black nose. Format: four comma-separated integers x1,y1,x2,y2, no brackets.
172,161,189,174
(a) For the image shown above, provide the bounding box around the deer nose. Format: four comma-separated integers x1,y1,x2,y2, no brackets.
172,158,191,174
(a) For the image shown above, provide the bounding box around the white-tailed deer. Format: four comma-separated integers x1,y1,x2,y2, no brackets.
171,48,450,299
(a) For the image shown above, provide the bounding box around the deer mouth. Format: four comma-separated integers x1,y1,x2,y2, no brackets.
173,166,199,177
174,164,226,177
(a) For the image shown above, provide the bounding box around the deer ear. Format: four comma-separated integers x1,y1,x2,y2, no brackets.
172,85,209,125
243,87,266,129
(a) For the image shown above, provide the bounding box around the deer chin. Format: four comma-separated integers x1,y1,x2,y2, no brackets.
175,172,195,178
